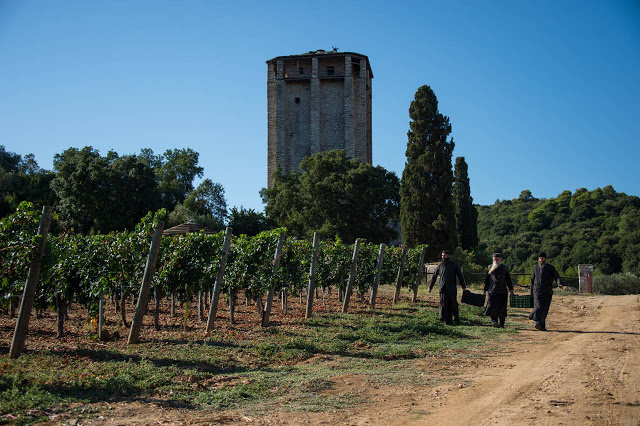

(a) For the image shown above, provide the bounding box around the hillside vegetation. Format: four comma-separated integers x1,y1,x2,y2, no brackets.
476,186,640,275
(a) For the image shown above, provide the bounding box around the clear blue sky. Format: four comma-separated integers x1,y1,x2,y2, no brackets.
1,0,639,211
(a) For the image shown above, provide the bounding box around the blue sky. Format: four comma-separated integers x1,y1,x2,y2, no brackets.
1,0,638,212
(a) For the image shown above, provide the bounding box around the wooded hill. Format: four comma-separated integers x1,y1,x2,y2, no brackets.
476,186,640,276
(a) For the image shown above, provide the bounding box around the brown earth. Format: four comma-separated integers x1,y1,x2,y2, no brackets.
64,293,639,426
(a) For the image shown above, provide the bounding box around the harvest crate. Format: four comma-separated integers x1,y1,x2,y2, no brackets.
510,294,533,308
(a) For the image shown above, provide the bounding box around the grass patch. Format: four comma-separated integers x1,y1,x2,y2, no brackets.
0,294,525,422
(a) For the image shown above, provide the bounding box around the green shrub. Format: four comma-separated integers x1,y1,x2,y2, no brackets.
594,273,640,295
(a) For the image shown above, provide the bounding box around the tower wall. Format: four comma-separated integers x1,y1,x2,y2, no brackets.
267,51,372,186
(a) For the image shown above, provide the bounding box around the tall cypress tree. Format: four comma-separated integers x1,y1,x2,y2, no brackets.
453,156,478,250
400,85,456,259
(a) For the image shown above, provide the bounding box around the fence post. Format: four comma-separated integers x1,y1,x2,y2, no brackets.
342,238,361,314
393,246,409,305
206,227,233,332
305,233,320,319
127,221,164,344
10,206,53,359
369,244,385,310
262,234,284,327
412,247,427,302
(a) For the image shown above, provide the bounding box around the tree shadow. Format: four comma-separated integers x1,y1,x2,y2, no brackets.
43,347,253,375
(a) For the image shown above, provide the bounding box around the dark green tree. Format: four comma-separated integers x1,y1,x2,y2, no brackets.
227,206,271,236
0,146,55,218
51,147,160,233
476,186,640,275
168,178,228,232
262,150,400,244
400,85,456,259
51,147,111,232
453,156,478,250
156,148,204,210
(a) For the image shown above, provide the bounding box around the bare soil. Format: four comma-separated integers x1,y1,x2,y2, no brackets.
4,292,640,425
217,293,640,426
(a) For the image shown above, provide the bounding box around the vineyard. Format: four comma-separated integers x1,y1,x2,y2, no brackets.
1,203,430,347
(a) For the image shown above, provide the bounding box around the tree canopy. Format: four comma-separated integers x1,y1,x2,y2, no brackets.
453,156,478,250
0,145,55,218
262,150,400,244
477,186,640,275
400,85,456,259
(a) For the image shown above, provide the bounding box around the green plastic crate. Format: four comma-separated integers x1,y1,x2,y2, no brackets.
510,294,533,308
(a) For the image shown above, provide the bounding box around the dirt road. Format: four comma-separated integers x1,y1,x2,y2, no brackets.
385,294,640,426
81,294,639,425
262,294,640,426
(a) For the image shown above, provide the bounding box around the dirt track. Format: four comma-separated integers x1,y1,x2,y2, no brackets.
80,294,640,425
261,294,640,426
396,294,640,426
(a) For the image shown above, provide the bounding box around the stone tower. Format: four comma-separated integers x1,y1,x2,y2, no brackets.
267,50,373,186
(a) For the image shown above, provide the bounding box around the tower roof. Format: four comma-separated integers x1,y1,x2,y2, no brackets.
266,50,373,78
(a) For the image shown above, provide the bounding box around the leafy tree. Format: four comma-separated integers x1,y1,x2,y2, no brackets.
453,156,478,250
109,154,162,229
183,178,227,223
400,85,456,259
0,146,55,218
156,148,204,210
477,186,640,275
167,203,225,232
262,150,399,244
227,206,271,236
167,178,228,232
51,147,111,232
51,147,160,233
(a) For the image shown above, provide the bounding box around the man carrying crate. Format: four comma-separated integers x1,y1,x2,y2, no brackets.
529,252,562,331
428,250,467,325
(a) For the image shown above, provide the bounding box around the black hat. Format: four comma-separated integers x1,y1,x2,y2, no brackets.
492,252,503,258
538,252,547,258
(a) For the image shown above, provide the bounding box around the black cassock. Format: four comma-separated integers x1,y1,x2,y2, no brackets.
484,264,513,323
529,263,561,327
429,260,467,324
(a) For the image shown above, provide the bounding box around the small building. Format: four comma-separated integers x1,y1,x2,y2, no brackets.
266,49,373,187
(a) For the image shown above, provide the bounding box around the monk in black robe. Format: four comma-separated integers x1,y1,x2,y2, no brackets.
529,252,562,331
483,252,514,328
429,250,467,325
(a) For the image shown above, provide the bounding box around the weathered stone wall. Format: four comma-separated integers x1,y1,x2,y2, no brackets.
284,80,311,171
319,79,345,152
267,51,372,187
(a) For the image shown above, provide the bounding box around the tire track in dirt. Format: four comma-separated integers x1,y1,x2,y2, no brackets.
397,295,640,426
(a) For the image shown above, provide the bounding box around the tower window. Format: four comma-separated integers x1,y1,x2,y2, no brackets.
295,97,300,104
299,67,304,75
327,66,335,76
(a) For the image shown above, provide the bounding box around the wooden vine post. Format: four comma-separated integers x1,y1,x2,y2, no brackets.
342,238,361,314
369,243,385,310
304,232,320,319
205,227,233,332
392,246,409,304
127,221,164,344
411,246,427,303
262,234,284,326
10,206,53,358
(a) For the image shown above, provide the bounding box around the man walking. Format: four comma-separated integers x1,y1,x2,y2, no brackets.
529,252,562,331
483,252,514,328
429,250,467,325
